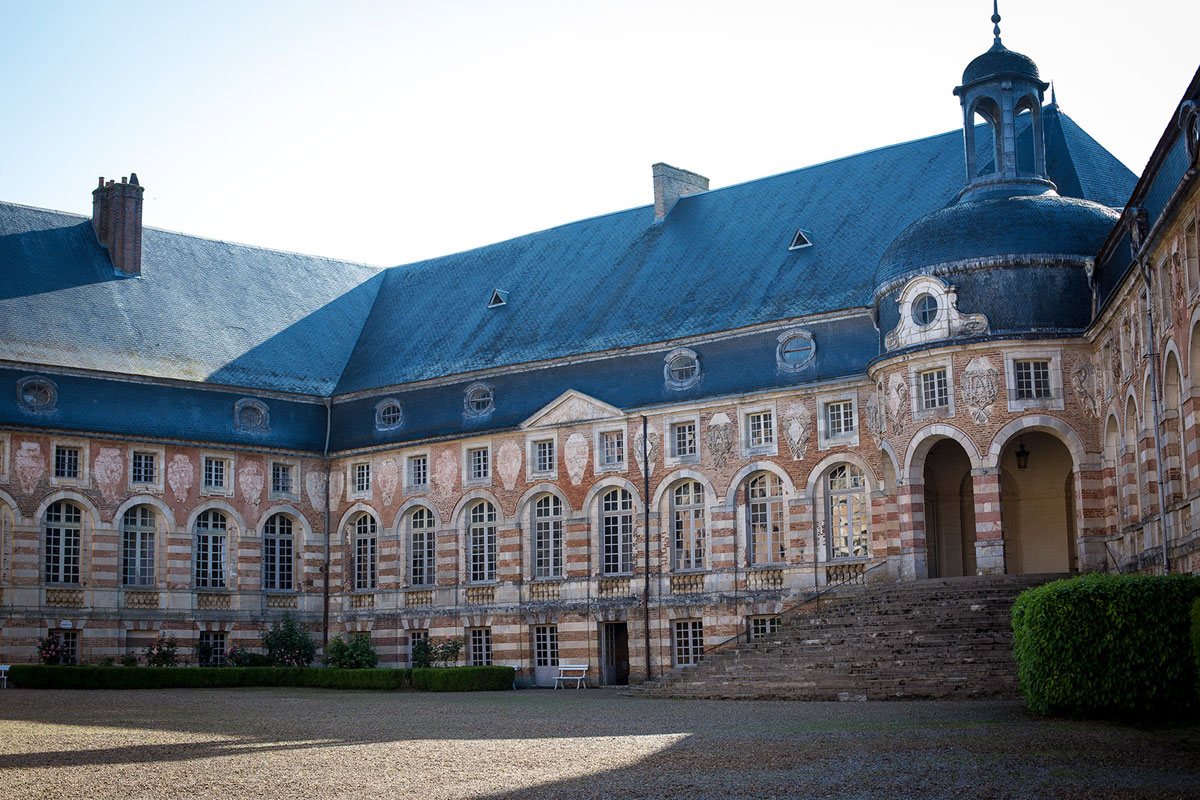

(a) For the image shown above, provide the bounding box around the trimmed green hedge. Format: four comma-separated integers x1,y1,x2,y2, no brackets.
9,664,516,692
1192,597,1200,688
1012,573,1200,720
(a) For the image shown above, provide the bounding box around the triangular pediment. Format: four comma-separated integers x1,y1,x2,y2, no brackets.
521,390,623,429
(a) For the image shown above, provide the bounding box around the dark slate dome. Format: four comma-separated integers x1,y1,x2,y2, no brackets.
962,43,1041,86
874,194,1119,295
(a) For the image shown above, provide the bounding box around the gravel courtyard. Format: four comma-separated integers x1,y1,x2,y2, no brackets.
0,688,1197,799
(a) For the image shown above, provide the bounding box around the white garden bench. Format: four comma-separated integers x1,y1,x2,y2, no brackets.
553,664,588,689
0,664,9,689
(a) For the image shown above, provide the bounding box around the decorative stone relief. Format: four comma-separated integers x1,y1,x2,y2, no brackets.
884,275,989,351
780,402,812,461
522,390,621,428
960,358,1000,424
306,472,328,510
329,471,344,512
885,374,909,435
377,457,400,505
707,412,735,468
1071,358,1101,419
14,441,44,494
864,385,885,448
497,442,522,490
167,454,193,502
1171,251,1187,314
631,429,659,476
564,433,589,486
433,451,458,498
94,447,124,502
1109,337,1121,389
239,461,264,507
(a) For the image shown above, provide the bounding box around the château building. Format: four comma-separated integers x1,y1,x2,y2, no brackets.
2,16,1199,684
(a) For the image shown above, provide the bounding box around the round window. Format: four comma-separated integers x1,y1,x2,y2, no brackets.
663,349,701,389
376,400,403,430
465,385,494,415
912,293,939,327
19,379,55,411
776,330,816,372
239,405,264,429
669,354,698,382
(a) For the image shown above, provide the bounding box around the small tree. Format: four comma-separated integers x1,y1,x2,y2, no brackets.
411,637,435,669
261,614,317,667
143,633,179,667
324,633,379,669
36,632,64,665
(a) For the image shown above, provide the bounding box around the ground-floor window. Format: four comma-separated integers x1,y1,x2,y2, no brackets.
469,628,492,666
55,629,79,665
673,619,704,667
198,631,227,667
749,616,781,640
533,625,558,667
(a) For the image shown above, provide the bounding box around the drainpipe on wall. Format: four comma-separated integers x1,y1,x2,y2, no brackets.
642,415,653,683
1139,260,1172,575
322,398,332,645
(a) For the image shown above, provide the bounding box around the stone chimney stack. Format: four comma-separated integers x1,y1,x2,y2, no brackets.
653,163,708,220
92,173,145,276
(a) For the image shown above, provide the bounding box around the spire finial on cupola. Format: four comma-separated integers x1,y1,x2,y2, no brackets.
992,0,1003,47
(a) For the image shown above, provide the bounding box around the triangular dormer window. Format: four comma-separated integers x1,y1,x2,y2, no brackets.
788,229,813,250
488,289,509,308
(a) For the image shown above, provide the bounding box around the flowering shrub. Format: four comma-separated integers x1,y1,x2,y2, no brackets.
433,636,464,668
261,615,317,667
143,633,179,667
324,633,379,669
37,632,65,665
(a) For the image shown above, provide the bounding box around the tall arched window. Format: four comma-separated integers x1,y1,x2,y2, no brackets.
747,473,785,565
263,513,294,591
194,509,227,589
533,494,563,579
826,464,868,559
601,488,633,575
44,500,82,584
1124,397,1142,521
469,501,497,583
672,481,705,571
351,513,377,591
121,505,156,587
408,507,436,587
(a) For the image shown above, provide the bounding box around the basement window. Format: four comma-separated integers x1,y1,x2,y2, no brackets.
788,229,813,251
488,289,509,308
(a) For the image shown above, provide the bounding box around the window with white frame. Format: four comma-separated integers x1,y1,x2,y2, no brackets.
825,400,855,438
664,348,701,390
263,513,294,591
409,629,429,653
131,451,157,485
1014,359,1052,400
747,473,785,565
351,513,377,591
469,501,497,583
673,619,704,666
407,454,428,492
826,464,868,559
468,447,490,482
671,421,697,459
408,507,436,586
56,629,80,665
53,445,80,480
203,456,229,492
746,411,774,450
534,625,559,667
121,505,156,587
672,481,705,571
749,616,781,640
194,509,227,589
600,430,625,469
601,488,633,575
198,631,227,667
533,494,564,579
270,462,294,496
353,462,372,495
919,368,949,411
533,439,555,474
44,500,82,584
469,628,493,666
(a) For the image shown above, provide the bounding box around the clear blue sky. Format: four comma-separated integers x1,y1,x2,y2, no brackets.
2,0,1197,266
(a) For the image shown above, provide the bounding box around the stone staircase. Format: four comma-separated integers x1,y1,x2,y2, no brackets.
632,573,1064,700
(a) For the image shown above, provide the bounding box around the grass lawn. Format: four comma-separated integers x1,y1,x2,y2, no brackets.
0,688,1197,799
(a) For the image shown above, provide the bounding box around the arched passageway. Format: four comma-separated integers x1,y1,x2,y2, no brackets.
921,439,976,578
998,431,1076,574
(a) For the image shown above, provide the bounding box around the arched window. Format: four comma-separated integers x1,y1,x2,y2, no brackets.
747,473,785,565
263,513,294,591
408,507,436,587
350,513,377,591
533,494,563,579
121,505,156,587
1124,397,1142,521
826,464,868,559
194,509,227,589
601,488,633,575
44,500,82,584
672,481,705,571
468,501,497,583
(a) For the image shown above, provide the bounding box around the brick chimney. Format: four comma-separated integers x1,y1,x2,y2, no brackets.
653,163,708,220
92,173,145,276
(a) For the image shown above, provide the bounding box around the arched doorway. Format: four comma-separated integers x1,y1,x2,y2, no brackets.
999,431,1076,574
921,439,976,578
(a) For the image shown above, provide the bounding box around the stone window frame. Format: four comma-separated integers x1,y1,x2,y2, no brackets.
594,423,629,475
127,444,165,492
531,492,565,580
670,479,706,572
268,458,301,502
49,438,90,488
193,507,230,590
374,398,404,432
748,615,782,641
466,499,498,584
525,434,558,482
816,393,859,451
200,452,235,497
909,358,956,422
663,347,701,391
43,499,85,585
0,432,9,484
1005,349,1064,412
348,511,378,592
348,461,372,500
662,412,702,467
120,504,160,588
463,382,495,420
673,618,705,667
261,511,297,593
233,397,270,435
462,441,493,488
738,403,778,458
198,631,227,667
776,328,817,373
17,375,58,415
468,627,493,666
405,451,430,494
406,505,437,588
